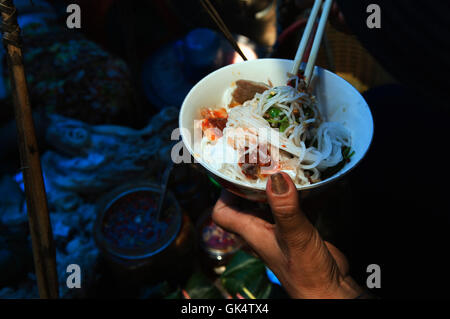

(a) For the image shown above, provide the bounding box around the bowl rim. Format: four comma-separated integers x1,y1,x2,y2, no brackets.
179,58,374,192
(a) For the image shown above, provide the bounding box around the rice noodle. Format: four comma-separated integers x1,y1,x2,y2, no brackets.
200,75,352,187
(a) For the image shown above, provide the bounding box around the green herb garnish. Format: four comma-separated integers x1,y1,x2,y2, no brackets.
267,92,276,99
342,146,355,161
279,117,290,132
321,146,355,179
268,107,281,119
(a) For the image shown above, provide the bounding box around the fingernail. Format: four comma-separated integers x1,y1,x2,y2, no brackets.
270,173,288,194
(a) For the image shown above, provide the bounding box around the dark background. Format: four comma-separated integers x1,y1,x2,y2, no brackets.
0,0,448,299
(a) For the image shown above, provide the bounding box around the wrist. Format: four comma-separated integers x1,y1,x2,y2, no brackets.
288,276,362,299
334,276,364,299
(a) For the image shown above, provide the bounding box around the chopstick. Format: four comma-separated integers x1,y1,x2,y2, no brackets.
291,0,323,74
304,0,333,84
291,0,333,86
199,0,248,61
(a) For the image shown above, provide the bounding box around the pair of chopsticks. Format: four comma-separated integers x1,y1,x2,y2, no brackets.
199,0,248,61
291,0,333,86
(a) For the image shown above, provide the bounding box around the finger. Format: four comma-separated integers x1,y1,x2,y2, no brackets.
212,190,273,238
266,172,315,251
213,189,242,213
212,190,279,257
324,241,349,276
215,189,263,213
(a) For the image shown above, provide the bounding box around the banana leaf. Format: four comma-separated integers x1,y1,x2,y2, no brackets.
165,271,223,299
221,250,272,299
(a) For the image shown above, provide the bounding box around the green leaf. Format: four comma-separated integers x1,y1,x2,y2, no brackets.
221,250,272,299
165,287,182,299
164,272,223,299
267,92,276,99
268,107,281,119
266,118,280,124
279,116,290,133
279,121,289,133
342,146,350,158
341,146,355,161
185,272,223,299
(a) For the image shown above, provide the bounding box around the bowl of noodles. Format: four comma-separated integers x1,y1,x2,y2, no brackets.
179,59,373,201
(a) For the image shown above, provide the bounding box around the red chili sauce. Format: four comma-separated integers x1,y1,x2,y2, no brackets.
201,108,228,132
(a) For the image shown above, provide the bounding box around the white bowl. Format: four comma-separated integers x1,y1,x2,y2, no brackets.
179,58,373,201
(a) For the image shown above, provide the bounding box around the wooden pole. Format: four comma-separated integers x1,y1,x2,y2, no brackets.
0,0,59,298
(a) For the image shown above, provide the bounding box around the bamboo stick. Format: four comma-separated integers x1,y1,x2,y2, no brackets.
0,0,59,298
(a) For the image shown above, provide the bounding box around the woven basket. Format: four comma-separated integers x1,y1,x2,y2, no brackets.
316,24,396,93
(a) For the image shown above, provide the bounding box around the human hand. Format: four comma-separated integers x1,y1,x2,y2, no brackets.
212,172,364,299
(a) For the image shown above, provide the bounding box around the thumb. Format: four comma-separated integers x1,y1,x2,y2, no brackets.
266,172,315,251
